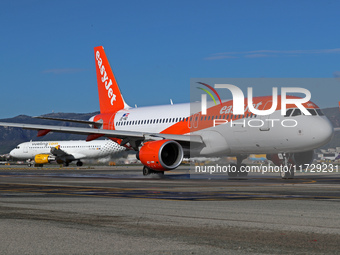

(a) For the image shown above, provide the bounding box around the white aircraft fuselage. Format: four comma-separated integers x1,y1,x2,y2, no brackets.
10,140,125,166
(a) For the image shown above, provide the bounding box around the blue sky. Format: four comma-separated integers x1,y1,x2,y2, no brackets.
1,0,340,118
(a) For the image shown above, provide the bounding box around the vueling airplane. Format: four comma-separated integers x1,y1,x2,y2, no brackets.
0,46,334,178
10,139,125,167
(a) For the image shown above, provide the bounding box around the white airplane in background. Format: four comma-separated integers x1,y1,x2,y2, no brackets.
320,152,340,162
10,139,125,167
0,46,334,178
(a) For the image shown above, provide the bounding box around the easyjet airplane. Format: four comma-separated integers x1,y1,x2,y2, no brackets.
0,46,334,178
10,139,125,167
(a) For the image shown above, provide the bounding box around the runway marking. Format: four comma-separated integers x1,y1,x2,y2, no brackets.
1,183,340,201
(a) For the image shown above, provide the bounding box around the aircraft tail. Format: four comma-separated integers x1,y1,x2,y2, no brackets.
94,46,130,113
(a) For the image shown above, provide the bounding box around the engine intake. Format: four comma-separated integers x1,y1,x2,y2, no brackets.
292,150,314,167
138,140,183,171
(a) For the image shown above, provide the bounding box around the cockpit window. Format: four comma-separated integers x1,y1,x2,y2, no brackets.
307,109,317,116
291,109,302,116
316,109,324,116
286,108,322,117
284,108,294,117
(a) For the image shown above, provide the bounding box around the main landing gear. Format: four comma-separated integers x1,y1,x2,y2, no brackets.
279,153,294,179
142,166,164,176
228,156,248,178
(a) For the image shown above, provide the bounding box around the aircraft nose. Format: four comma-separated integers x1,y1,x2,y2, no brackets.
313,117,333,147
9,149,15,157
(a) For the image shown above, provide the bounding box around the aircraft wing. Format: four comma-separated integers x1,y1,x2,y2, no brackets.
0,122,203,146
33,116,104,128
50,146,69,157
34,116,96,125
50,146,84,160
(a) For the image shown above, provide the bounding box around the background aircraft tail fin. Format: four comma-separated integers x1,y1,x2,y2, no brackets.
94,46,130,113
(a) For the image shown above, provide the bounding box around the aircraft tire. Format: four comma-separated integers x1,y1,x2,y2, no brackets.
155,171,164,176
143,166,151,176
280,167,294,179
228,163,238,177
238,163,248,177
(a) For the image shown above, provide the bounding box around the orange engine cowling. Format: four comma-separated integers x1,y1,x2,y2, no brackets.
34,154,55,164
137,140,183,171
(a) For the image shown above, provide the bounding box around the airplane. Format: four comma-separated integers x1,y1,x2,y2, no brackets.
0,46,334,178
320,152,340,162
10,139,125,167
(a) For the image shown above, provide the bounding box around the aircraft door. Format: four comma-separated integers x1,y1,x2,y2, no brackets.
259,100,272,132
259,115,270,131
188,113,200,130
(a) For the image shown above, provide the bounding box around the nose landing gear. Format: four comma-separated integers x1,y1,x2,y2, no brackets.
228,156,248,178
280,153,294,179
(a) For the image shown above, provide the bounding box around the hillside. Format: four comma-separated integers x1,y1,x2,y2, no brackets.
0,108,339,154
0,112,99,154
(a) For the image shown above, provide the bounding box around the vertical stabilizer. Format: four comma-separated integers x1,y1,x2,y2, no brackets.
94,46,130,113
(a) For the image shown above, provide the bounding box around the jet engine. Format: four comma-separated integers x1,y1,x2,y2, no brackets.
137,140,183,171
34,154,55,164
267,150,314,169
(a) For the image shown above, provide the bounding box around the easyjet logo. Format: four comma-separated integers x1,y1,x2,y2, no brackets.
96,51,116,105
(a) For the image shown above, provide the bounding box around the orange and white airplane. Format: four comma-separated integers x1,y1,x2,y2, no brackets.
0,46,334,178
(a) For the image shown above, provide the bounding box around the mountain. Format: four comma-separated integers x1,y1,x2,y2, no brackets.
0,112,99,154
0,108,339,154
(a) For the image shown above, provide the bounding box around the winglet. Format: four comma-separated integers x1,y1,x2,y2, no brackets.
94,46,130,113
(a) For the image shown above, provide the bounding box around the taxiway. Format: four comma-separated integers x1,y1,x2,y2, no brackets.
1,165,340,254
